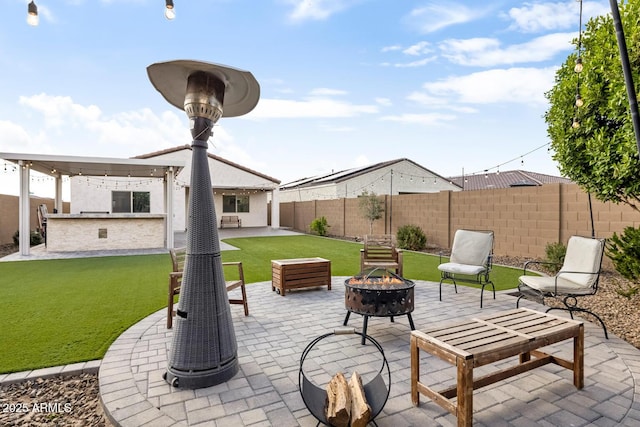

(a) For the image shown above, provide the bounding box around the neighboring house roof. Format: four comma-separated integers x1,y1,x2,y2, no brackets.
280,158,459,190
135,145,281,184
448,170,573,191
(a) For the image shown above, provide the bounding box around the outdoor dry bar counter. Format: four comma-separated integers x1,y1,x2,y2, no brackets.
44,212,166,252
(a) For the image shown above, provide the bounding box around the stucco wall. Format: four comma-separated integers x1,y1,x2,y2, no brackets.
70,176,166,214
279,160,460,202
214,191,269,228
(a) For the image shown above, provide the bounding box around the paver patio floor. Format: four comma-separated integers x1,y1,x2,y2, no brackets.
99,276,640,427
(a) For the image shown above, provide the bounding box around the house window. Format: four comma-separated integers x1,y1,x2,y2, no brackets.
222,195,249,213
112,191,150,213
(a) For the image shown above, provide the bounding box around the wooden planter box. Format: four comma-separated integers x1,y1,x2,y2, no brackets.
271,257,331,296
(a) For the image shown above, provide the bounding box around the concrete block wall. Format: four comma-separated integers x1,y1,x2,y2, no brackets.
0,195,69,245
280,183,640,260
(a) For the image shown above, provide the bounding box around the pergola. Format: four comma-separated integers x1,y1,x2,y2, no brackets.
0,152,184,256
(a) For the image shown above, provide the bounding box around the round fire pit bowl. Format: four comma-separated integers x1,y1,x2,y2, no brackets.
343,269,416,344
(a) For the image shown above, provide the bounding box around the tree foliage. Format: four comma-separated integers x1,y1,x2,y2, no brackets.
358,190,384,234
545,0,640,210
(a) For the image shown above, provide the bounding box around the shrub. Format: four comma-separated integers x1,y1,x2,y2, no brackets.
544,241,566,275
12,230,43,247
606,226,640,298
397,225,427,251
310,217,330,236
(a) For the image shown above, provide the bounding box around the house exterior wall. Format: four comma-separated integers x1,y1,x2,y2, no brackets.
279,183,337,202
279,183,640,261
152,149,277,230
278,160,460,202
214,191,269,228
70,177,166,214
67,148,277,233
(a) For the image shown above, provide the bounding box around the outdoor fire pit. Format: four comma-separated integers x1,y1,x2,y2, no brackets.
343,269,415,344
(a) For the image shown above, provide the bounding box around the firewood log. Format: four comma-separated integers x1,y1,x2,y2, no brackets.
349,371,371,427
325,372,351,427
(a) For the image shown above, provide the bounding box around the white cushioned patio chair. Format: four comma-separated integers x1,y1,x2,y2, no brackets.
516,235,607,338
438,229,495,308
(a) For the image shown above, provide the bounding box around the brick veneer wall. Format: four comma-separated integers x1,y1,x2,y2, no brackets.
279,183,640,260
46,216,165,251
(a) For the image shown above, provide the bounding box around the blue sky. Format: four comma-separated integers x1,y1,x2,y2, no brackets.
0,0,613,198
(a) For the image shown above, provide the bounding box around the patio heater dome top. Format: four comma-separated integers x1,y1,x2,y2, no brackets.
146,59,260,118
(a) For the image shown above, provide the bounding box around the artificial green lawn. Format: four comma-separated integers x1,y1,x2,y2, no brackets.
0,235,523,374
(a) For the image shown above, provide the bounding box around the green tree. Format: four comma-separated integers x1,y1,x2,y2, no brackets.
545,0,640,211
358,190,384,234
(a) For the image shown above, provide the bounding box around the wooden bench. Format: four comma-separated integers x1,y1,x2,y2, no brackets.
220,215,241,228
271,257,331,296
360,234,403,276
167,247,248,329
410,308,584,427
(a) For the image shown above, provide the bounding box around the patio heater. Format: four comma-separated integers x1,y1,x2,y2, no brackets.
147,60,259,389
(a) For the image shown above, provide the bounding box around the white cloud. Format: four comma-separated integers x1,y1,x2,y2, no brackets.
248,97,378,119
418,67,557,106
375,98,392,107
439,33,575,67
405,2,486,33
406,92,477,113
6,94,187,158
403,41,433,56
507,1,610,33
381,45,402,53
0,120,33,152
20,94,101,128
318,124,355,132
309,88,348,96
390,57,437,68
284,0,362,22
380,113,457,126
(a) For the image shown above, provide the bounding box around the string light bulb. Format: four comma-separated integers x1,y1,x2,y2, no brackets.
572,117,581,128
575,94,584,107
574,57,583,73
165,0,175,20
27,1,38,26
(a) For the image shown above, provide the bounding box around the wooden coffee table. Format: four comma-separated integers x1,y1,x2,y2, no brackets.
271,257,331,296
410,308,584,427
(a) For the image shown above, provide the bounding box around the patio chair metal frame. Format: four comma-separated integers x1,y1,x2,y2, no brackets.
516,235,608,338
438,229,495,308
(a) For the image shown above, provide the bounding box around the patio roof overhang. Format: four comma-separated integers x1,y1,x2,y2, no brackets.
0,152,184,178
0,152,185,257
